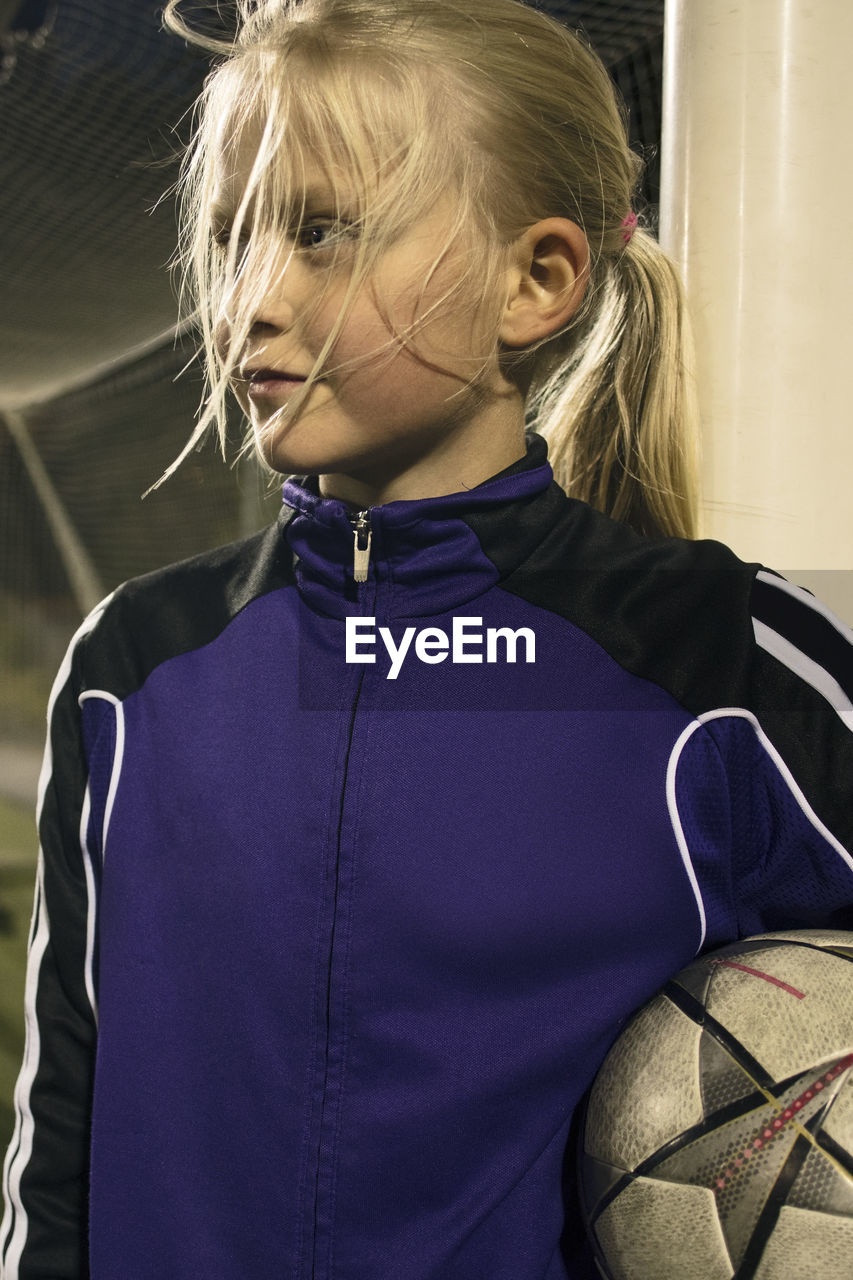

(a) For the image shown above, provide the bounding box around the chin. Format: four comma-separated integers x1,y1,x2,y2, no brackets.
253,414,374,479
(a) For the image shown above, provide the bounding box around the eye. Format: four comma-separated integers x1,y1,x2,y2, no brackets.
293,218,356,252
211,228,250,260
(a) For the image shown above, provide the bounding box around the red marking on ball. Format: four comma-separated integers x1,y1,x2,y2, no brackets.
712,958,805,997
725,1055,853,1189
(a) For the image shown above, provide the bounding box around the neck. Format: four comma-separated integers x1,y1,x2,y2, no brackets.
317,409,528,509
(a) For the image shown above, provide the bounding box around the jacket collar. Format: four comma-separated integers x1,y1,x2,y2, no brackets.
279,432,556,619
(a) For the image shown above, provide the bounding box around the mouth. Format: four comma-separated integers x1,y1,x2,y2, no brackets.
241,367,309,399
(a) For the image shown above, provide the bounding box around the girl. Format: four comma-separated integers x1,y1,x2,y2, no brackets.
3,2,852,1277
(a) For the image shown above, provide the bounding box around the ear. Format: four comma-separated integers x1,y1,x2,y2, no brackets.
499,218,590,348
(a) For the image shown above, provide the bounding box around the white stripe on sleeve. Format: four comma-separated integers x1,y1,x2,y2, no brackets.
753,618,853,732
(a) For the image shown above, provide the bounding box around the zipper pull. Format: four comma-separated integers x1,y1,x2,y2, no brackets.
351,510,372,583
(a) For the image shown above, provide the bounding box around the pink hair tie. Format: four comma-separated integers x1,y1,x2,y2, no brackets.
620,210,638,243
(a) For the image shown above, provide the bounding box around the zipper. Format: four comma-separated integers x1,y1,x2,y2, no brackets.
310,548,375,1277
349,509,372,583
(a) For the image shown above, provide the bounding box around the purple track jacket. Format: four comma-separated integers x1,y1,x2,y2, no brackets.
3,434,853,1278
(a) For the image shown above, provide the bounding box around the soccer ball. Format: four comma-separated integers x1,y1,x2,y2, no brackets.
579,931,853,1280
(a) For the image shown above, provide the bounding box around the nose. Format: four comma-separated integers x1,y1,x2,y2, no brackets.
248,314,290,340
214,248,299,366
244,256,300,334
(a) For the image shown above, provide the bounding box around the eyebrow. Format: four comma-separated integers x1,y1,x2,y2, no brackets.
209,184,354,231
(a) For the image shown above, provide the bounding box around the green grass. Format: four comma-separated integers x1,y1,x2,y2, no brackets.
0,797,38,1151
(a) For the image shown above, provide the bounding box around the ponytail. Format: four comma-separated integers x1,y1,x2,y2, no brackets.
529,226,700,541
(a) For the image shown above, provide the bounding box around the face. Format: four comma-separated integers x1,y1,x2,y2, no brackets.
211,133,521,501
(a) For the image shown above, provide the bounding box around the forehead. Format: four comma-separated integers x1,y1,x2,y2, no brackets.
208,111,369,227
203,45,442,230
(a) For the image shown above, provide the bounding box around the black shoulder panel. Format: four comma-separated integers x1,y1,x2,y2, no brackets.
78,510,296,702
465,486,759,718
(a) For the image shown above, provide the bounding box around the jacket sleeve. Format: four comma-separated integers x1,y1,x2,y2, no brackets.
0,604,109,1280
712,569,853,938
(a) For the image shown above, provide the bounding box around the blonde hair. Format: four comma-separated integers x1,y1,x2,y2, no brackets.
163,0,699,539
